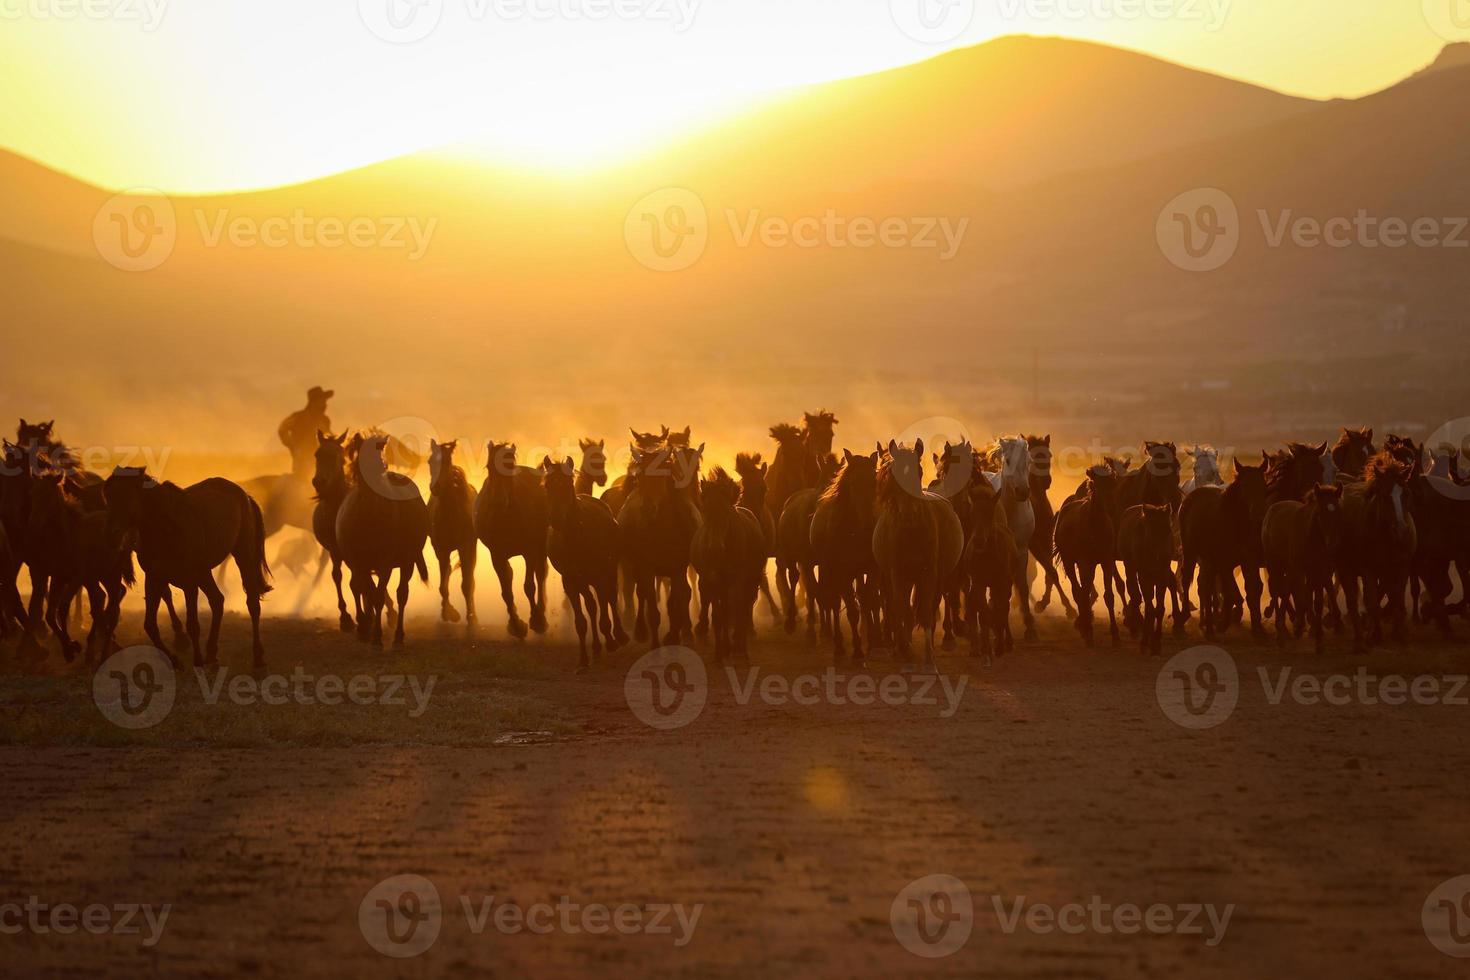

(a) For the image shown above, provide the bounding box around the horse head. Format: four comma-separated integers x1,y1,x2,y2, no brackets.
313,430,350,496
1331,427,1376,480
1025,434,1053,490
881,439,926,500
577,437,608,488
102,466,152,551
801,410,839,457
428,439,460,496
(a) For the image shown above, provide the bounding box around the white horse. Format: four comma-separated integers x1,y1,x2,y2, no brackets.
985,436,1038,640
1181,446,1226,496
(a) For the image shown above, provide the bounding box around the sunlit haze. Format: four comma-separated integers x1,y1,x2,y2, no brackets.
0,0,1457,191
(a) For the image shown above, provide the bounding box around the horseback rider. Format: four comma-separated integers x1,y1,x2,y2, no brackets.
278,386,334,478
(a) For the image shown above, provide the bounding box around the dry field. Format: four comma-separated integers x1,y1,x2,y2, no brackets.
1,603,1469,978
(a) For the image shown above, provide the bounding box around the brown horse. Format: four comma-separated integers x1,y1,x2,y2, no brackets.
1179,455,1270,639
104,467,271,668
334,435,429,648
690,468,766,664
766,423,819,533
1054,464,1121,646
872,440,962,671
962,478,1017,666
734,452,781,623
576,438,609,497
931,438,977,649
1115,441,1184,629
1261,483,1345,653
542,456,626,671
1025,434,1074,616
1118,503,1174,655
618,443,701,647
27,471,132,661
810,448,880,664
1331,427,1376,482
311,431,359,632
475,442,550,639
1339,454,1417,649
801,410,839,457
428,439,478,625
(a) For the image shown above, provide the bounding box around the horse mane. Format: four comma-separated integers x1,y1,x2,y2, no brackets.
769,423,803,445
1364,452,1407,491
801,410,837,433
734,452,763,480
819,454,864,504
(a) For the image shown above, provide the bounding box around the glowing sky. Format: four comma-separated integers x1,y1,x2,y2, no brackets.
0,0,1459,192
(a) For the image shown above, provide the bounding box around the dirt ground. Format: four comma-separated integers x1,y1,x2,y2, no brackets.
2,602,1469,978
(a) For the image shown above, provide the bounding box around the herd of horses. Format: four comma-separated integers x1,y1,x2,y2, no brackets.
0,414,1466,674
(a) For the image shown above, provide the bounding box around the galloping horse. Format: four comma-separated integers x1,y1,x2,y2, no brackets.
428,439,478,625
104,467,271,668
986,437,1038,641
543,456,626,671
334,435,429,648
618,443,701,647
810,449,879,664
1055,464,1121,646
1024,434,1074,617
872,440,962,672
311,431,358,632
475,442,550,639
691,468,766,664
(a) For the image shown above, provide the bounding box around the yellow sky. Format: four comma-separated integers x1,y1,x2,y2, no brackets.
0,0,1459,192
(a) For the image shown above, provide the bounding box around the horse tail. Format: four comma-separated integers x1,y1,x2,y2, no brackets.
415,551,429,584
243,495,273,596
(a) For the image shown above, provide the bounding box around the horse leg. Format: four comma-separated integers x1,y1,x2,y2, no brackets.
436,547,459,623
330,556,353,632
1309,577,1326,655
493,555,527,639
1101,561,1119,646
638,576,661,649
759,561,781,624
1064,561,1092,646
392,565,410,650
45,577,79,662
198,575,226,667
20,569,49,655
138,575,171,665
461,546,478,627
528,556,549,635
182,582,203,669
841,578,863,668
665,570,692,648
1014,555,1037,641
569,585,591,672
694,571,711,641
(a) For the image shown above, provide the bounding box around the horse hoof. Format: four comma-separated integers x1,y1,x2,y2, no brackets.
529,617,548,635
442,605,461,624
1024,627,1038,642
507,618,529,640
941,635,956,651
339,615,355,633
392,639,404,651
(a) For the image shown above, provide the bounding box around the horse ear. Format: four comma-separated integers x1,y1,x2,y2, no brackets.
540,455,551,471
914,437,924,458
844,448,854,463
759,461,768,476
887,439,898,454
1314,441,1328,454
